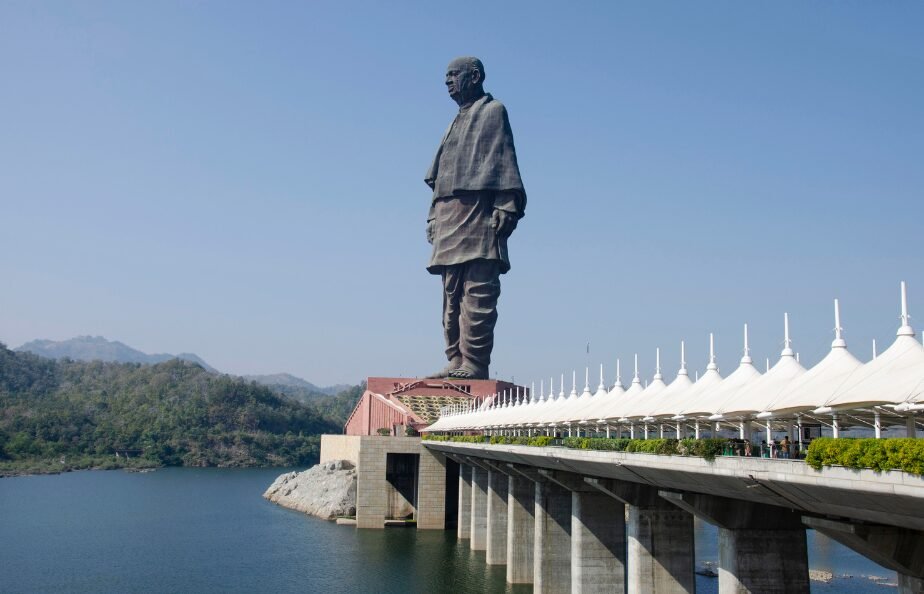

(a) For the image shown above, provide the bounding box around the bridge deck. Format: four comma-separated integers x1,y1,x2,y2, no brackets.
424,441,924,531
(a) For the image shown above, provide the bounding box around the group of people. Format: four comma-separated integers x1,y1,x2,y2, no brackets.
732,435,796,459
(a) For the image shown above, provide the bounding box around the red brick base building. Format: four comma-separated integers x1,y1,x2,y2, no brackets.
343,377,524,436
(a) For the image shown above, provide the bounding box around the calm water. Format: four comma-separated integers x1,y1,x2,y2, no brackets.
0,468,897,593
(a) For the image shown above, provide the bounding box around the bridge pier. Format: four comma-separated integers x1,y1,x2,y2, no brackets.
587,478,695,594
457,463,472,540
803,517,924,594
469,462,488,551
540,470,626,593
535,480,572,593
662,491,809,594
510,465,572,593
506,473,535,584
485,467,509,565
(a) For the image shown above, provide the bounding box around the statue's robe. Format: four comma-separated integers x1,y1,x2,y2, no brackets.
425,93,526,275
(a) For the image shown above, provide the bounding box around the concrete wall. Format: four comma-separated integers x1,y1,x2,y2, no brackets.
320,434,361,465
355,436,446,530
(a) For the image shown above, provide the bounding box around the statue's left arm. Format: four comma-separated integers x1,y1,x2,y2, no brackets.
481,100,526,239
491,192,520,238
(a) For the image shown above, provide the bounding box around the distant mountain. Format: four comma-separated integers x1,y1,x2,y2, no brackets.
244,373,350,396
15,336,219,373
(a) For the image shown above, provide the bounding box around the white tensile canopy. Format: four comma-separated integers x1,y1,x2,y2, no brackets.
759,301,863,419
822,317,924,411
560,368,604,424
637,371,694,422
718,353,804,419
714,314,806,420
621,342,691,421
577,362,628,426
535,374,577,428
674,330,764,419
648,335,724,419
426,281,923,437
595,354,647,421
576,365,616,427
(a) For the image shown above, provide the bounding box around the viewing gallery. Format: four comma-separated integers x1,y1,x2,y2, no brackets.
426,282,924,447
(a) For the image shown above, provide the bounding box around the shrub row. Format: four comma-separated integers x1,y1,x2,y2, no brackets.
561,437,728,461
805,437,924,475
422,434,555,447
422,434,728,460
422,435,485,443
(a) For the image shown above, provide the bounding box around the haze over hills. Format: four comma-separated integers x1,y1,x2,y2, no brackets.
243,373,351,397
16,336,219,373
15,336,354,396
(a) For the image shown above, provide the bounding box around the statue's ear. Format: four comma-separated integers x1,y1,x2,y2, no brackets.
470,68,483,85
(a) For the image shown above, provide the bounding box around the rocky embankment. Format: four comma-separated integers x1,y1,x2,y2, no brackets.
263,460,356,520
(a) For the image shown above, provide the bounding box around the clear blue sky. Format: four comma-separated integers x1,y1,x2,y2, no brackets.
2,2,922,386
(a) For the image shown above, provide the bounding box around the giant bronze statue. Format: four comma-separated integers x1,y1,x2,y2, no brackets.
425,57,526,380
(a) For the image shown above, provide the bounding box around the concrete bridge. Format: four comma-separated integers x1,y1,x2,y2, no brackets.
416,440,924,594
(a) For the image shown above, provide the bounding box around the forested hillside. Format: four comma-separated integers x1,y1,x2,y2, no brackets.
0,343,341,475
305,383,365,426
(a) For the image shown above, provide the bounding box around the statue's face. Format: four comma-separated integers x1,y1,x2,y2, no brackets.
445,59,481,104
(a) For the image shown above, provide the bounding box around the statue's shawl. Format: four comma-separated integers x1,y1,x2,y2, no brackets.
425,94,526,214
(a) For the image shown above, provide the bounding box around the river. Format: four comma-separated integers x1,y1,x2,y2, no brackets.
0,468,897,592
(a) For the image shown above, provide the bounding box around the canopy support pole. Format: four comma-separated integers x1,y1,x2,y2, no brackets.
694,420,700,439
832,413,840,438
874,411,882,439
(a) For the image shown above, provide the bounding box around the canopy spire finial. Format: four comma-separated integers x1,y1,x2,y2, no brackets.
832,298,847,348
741,323,753,364
781,312,794,357
707,333,718,371
654,347,663,380
678,340,688,376
898,281,915,337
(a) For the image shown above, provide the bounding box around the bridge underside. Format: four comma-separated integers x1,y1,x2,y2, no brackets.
422,441,924,594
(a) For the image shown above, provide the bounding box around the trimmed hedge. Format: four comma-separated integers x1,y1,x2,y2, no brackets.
561,437,728,461
422,434,555,447
423,434,728,461
805,438,924,475
422,435,486,443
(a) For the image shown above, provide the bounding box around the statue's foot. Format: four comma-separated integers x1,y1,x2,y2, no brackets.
449,363,488,380
426,360,462,379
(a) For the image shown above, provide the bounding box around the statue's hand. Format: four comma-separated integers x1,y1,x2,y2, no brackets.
491,209,517,238
426,219,436,244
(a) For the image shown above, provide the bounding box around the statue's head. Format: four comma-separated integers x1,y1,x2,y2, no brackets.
445,56,485,106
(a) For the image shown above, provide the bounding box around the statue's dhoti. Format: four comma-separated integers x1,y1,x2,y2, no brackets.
441,259,500,374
